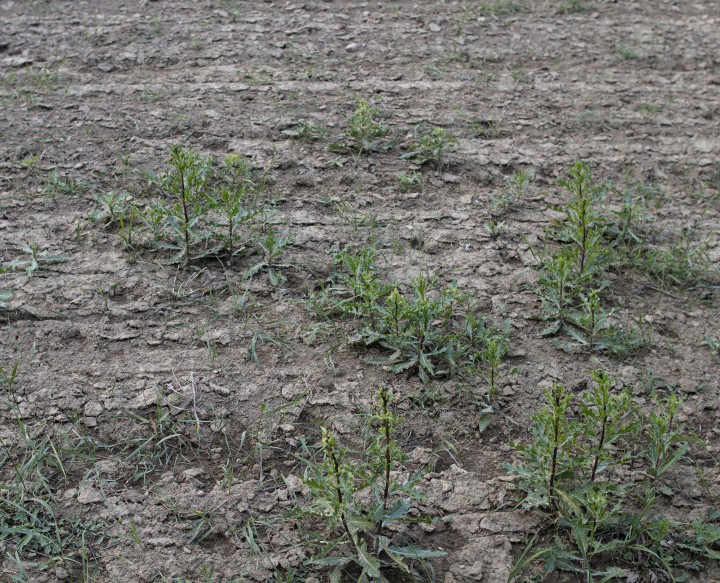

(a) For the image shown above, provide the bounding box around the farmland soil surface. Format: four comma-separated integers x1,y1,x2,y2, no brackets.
1,0,720,582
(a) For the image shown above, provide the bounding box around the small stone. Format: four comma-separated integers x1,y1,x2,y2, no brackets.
279,424,295,433
84,401,103,417
475,170,492,184
429,23,442,32
147,537,175,547
210,382,231,396
84,417,97,427
345,42,360,52
439,411,455,425
97,62,114,72
77,483,104,505
442,173,461,184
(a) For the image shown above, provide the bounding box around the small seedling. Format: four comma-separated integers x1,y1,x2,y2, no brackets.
329,99,393,155
282,120,326,142
88,281,124,312
399,126,459,171
20,153,43,174
43,170,82,198
397,171,425,192
699,327,720,362
245,228,295,285
483,220,506,239
3,243,68,275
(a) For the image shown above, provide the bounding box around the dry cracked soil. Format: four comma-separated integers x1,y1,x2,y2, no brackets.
1,0,720,582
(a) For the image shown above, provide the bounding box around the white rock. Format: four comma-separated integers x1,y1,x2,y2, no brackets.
84,401,103,417
429,23,442,32
77,483,104,505
345,42,360,52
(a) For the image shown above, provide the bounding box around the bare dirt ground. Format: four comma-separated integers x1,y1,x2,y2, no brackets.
1,0,720,582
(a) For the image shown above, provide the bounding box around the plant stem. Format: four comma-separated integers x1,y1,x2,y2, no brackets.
180,166,190,265
590,411,607,482
329,450,359,555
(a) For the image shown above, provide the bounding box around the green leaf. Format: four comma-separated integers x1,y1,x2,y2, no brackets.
311,556,352,567
386,545,446,558
478,413,492,432
356,541,382,578
243,262,268,280
541,320,562,336
383,499,411,524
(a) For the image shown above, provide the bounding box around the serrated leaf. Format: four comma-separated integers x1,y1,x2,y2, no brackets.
357,541,381,578
541,320,562,336
386,544,446,558
311,556,352,567
382,498,411,525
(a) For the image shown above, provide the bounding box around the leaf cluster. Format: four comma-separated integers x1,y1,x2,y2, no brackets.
308,245,513,387
329,99,393,155
399,126,459,170
291,386,445,581
525,162,642,357
505,368,718,583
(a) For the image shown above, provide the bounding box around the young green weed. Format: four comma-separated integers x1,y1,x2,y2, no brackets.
270,385,445,581
505,368,717,583
400,126,459,171
282,120,326,142
329,99,393,156
2,242,68,276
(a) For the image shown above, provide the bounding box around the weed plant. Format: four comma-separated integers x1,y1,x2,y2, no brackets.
282,121,326,142
0,361,112,579
399,126,459,171
3,243,68,275
524,162,643,357
245,385,445,581
397,171,425,192
307,245,512,386
490,169,535,213
505,367,720,583
97,146,289,274
330,99,393,156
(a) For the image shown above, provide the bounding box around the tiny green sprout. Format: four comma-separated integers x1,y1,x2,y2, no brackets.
400,126,459,171
329,98,392,155
483,220,506,239
397,171,425,192
20,153,43,174
282,120,326,142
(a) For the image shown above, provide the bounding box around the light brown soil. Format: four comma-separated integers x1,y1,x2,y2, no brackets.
1,0,720,581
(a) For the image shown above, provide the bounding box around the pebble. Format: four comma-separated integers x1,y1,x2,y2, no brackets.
429,23,442,32
345,42,360,52
97,62,114,72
